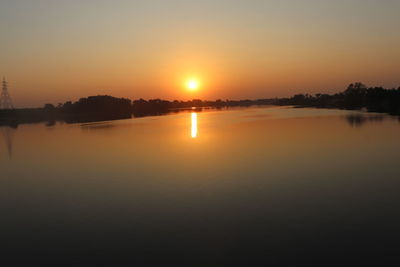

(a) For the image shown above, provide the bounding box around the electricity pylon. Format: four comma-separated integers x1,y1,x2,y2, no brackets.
0,77,14,109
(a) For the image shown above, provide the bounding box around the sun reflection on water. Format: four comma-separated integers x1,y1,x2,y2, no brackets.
191,112,198,138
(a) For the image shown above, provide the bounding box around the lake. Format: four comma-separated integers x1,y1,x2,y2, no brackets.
1,106,400,266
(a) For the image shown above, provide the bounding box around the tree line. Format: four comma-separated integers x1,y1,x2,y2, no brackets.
20,82,400,118
1,82,399,126
276,83,400,115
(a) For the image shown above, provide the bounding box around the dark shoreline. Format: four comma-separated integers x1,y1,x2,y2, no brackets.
1,83,399,127
1,103,399,128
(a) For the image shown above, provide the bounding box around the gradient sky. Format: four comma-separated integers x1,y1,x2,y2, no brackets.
1,0,399,107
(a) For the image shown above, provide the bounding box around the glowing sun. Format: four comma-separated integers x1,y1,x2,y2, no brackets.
186,79,200,91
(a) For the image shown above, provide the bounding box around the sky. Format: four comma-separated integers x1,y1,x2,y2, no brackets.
0,0,399,107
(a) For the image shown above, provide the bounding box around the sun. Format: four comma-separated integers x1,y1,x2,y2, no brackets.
186,79,199,91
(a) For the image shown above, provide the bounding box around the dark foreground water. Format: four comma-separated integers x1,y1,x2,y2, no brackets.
1,106,400,266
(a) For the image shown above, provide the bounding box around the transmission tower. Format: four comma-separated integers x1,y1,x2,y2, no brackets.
0,77,14,109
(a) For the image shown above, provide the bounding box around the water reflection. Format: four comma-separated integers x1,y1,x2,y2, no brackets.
191,112,198,138
2,106,400,265
344,114,392,128
1,126,14,159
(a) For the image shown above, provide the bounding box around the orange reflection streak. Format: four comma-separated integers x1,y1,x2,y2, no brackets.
191,112,198,138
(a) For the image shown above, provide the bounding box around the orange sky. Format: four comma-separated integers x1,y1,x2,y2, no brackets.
1,0,399,107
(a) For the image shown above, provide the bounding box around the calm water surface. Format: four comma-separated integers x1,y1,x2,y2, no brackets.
1,106,400,265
